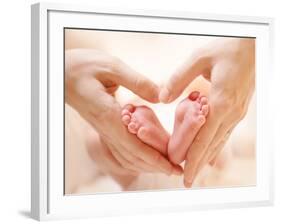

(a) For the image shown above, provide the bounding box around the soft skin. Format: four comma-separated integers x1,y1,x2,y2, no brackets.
65,49,183,177
159,38,255,187
120,91,209,166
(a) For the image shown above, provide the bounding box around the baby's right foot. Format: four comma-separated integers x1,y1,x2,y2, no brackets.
168,91,209,164
121,104,169,156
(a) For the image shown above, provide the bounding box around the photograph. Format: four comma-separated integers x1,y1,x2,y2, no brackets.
64,28,256,195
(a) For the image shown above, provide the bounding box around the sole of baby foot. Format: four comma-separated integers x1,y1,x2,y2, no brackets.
121,104,169,155
168,91,209,165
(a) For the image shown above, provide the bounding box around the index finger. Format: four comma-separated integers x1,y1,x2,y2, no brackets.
107,61,160,103
183,107,221,187
159,53,211,103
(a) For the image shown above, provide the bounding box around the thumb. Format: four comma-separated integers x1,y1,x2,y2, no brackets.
159,54,211,103
108,61,160,103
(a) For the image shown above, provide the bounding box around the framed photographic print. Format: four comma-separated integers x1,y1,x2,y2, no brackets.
31,2,274,221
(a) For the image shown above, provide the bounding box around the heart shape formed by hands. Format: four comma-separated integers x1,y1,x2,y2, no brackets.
66,38,255,187
120,90,209,165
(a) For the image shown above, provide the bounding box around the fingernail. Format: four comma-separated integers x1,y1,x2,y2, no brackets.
163,165,173,176
184,179,193,188
172,166,183,176
185,172,194,186
159,88,171,103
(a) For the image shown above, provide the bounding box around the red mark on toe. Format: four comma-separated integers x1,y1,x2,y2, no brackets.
188,91,200,101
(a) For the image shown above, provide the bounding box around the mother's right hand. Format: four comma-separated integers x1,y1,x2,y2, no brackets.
65,49,182,176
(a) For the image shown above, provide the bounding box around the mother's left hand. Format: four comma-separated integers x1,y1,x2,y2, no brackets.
160,38,255,187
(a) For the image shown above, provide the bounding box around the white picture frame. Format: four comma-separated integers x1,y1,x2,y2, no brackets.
31,2,274,221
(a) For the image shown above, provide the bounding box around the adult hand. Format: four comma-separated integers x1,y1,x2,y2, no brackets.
65,49,182,176
159,38,255,187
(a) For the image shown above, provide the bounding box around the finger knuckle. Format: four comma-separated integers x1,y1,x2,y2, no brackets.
105,55,122,70
121,163,132,170
91,101,120,123
134,76,147,91
152,152,162,163
237,105,247,120
212,97,233,112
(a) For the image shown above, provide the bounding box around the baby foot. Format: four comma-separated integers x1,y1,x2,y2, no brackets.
121,104,169,155
168,91,209,165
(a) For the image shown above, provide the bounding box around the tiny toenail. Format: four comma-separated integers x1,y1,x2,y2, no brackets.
200,97,208,105
122,115,130,124
121,109,130,116
129,123,135,129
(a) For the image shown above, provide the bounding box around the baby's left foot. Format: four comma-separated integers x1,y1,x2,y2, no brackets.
121,104,169,155
168,91,209,165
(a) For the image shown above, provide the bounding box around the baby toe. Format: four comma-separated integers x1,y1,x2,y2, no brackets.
188,91,200,101
197,115,206,124
128,122,139,134
123,104,135,113
137,126,148,139
122,114,131,126
199,96,208,105
201,104,209,116
121,109,130,116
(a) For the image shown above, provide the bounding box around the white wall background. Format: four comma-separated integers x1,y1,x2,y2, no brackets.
0,0,279,223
